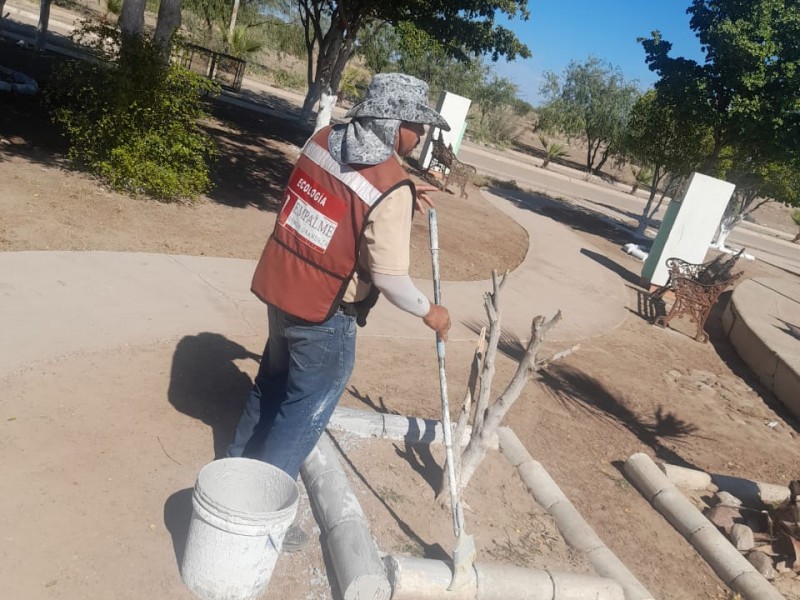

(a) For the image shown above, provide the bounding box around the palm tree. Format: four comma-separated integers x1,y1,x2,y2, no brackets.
538,134,568,169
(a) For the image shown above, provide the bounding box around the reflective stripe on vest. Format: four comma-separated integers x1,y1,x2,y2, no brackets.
302,141,382,207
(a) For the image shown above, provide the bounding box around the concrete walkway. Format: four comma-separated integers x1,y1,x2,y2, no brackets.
0,189,629,377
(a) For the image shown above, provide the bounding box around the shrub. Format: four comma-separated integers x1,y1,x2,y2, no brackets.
271,67,306,91
45,20,219,202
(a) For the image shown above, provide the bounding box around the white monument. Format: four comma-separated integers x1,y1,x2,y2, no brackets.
642,172,735,287
419,91,472,170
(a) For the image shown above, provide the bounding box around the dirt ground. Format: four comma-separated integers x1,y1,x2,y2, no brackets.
3,49,800,600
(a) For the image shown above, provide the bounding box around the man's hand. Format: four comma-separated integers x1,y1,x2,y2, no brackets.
414,184,438,213
423,304,451,341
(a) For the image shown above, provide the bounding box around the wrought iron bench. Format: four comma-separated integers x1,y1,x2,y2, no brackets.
422,132,476,199
650,251,744,343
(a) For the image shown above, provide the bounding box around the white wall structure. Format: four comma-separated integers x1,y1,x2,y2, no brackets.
419,91,472,170
642,172,735,287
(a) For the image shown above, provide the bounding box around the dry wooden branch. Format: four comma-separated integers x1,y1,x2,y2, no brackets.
472,270,507,434
458,310,572,495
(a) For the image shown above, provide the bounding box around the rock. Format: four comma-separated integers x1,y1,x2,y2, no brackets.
705,505,742,533
775,560,791,573
730,523,755,551
747,551,776,580
715,491,743,507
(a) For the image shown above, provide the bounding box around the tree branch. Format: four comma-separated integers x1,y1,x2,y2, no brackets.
472,270,507,434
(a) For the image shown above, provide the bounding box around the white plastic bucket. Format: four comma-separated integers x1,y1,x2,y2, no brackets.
180,458,299,600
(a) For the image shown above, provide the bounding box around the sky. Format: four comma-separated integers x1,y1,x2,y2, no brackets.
493,0,707,106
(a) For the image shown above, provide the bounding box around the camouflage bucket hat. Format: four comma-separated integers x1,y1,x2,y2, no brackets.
345,73,451,131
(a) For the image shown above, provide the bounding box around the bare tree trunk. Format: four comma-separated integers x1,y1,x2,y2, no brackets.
472,271,507,434
0,0,7,35
118,0,146,37
227,0,240,44
712,217,738,251
434,272,506,508
154,0,182,61
35,0,51,52
300,81,321,122
314,92,337,132
594,145,611,174
635,165,662,238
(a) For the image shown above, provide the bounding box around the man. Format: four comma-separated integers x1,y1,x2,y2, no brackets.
227,73,452,484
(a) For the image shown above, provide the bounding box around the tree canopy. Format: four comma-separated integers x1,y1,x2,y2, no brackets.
625,90,713,234
639,0,800,209
538,56,640,174
295,0,531,124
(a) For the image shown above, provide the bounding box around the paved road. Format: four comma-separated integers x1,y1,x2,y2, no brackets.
458,143,800,275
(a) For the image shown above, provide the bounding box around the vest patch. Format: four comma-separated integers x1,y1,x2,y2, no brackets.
278,167,346,253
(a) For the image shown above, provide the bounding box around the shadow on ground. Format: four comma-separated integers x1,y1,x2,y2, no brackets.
168,332,260,459
489,185,639,248
346,386,444,495
539,363,702,469
706,296,800,433
776,318,800,341
0,38,310,211
164,487,194,570
205,102,308,212
327,433,449,562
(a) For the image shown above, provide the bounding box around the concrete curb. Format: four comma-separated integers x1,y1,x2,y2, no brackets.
625,453,785,600
722,278,800,421
497,427,654,600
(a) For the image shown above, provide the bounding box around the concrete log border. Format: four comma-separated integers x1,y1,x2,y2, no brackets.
304,422,646,600
385,555,626,600
624,453,785,600
656,461,790,508
496,427,655,600
300,432,392,600
329,405,498,449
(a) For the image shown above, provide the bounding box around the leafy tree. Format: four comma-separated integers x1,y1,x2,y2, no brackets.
538,56,640,175
357,21,396,74
357,21,532,146
293,0,531,128
391,22,488,99
625,90,713,236
640,0,800,240
475,75,519,127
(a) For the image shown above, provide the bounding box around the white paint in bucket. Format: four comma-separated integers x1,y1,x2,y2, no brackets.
180,458,299,600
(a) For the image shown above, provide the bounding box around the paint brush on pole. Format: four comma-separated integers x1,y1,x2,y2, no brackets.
428,209,476,591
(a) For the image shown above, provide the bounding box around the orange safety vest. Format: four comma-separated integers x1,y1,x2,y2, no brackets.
251,126,415,323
